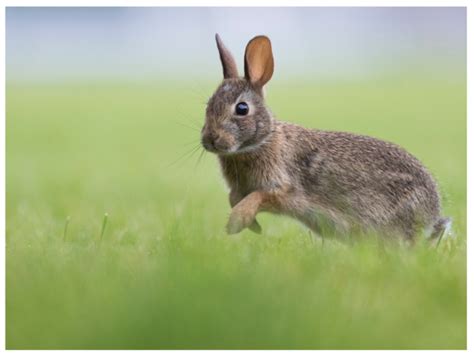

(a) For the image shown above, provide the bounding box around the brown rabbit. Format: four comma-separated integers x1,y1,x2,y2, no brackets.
201,34,450,242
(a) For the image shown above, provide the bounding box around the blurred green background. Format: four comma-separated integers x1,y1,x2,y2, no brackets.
6,7,466,349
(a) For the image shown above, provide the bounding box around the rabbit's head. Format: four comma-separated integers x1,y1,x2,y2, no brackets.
202,34,275,155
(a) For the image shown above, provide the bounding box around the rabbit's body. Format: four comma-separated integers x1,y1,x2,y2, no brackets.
220,119,442,239
202,34,449,241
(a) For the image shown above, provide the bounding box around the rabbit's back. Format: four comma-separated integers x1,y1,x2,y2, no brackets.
282,123,441,237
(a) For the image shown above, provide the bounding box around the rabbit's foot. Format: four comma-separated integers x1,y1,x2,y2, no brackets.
227,208,257,234
248,220,262,234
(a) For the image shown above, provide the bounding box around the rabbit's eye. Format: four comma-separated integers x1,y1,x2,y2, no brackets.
235,102,249,116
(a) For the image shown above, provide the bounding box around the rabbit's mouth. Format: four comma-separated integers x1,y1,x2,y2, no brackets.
201,130,239,155
203,143,239,156
203,141,266,156
202,138,234,155
201,127,271,155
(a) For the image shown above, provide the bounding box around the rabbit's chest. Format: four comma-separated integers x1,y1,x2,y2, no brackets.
219,156,288,194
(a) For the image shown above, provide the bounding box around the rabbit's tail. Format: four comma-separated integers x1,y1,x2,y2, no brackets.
428,216,452,246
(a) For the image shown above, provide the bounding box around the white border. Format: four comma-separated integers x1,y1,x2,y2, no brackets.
466,3,471,354
1,0,472,5
1,1,470,353
1,4,6,353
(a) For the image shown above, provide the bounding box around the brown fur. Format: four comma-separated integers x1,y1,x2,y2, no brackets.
202,34,449,241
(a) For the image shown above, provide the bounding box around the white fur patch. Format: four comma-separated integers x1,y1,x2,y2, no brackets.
424,219,454,241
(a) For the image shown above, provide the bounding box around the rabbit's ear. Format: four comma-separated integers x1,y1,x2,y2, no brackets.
215,34,239,79
244,35,274,88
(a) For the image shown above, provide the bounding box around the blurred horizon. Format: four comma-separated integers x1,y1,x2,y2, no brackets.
6,7,466,83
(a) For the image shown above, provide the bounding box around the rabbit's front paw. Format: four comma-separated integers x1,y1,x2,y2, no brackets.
226,209,255,234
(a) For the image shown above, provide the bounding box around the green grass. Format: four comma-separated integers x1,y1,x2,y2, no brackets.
6,74,466,349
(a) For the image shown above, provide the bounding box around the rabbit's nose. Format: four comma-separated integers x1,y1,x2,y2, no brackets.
201,132,218,151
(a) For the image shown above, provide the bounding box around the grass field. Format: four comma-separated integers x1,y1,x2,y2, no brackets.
6,74,466,349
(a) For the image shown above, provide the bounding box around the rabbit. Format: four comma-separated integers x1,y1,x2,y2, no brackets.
201,33,450,242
